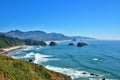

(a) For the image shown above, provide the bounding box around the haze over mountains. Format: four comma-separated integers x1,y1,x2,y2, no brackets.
4,30,95,41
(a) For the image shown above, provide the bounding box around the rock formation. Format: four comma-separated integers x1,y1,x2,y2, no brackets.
49,41,57,46
68,43,74,46
77,42,87,47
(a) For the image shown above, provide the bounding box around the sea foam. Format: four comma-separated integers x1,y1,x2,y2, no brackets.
33,53,58,64
11,56,24,59
45,65,102,79
23,46,34,51
24,52,35,58
92,57,103,61
89,78,117,80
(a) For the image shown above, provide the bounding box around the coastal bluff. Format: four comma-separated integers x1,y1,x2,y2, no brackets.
0,54,71,80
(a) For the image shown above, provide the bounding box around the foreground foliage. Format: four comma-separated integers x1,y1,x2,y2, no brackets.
0,54,71,80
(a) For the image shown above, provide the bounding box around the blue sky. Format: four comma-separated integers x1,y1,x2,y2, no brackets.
0,0,120,40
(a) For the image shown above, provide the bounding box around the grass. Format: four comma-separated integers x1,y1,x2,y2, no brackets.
0,54,71,80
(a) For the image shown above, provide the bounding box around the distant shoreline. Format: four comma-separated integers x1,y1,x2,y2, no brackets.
0,40,63,54
1,40,69,54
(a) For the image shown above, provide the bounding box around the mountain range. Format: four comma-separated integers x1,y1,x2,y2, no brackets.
4,30,95,41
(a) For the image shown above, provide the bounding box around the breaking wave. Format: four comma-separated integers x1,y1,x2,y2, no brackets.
33,53,58,64
24,52,35,58
45,65,102,79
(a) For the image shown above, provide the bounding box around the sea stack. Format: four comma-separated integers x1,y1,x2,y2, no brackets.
77,42,87,47
49,41,57,46
68,43,74,46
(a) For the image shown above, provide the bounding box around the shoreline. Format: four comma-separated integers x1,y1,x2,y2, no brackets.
0,48,72,80
0,44,104,79
0,45,72,80
1,45,27,54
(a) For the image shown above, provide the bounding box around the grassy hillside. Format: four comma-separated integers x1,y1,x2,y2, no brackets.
0,54,71,80
0,34,24,49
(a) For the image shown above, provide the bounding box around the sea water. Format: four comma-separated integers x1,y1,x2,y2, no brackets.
8,40,120,80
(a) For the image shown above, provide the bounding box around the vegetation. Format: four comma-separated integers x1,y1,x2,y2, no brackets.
0,54,71,80
0,34,24,49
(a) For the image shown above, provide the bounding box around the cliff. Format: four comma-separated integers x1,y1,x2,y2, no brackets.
0,54,71,80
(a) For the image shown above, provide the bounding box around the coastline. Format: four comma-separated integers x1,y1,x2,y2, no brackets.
0,45,72,80
0,40,68,54
0,43,103,80
1,45,27,54
0,49,71,80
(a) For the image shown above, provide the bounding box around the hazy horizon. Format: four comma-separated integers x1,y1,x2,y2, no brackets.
1,29,120,40
0,0,120,40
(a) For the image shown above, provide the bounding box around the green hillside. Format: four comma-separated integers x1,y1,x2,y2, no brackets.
0,54,71,80
0,34,24,49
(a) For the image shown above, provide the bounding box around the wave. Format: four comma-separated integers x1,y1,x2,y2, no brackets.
11,51,58,64
34,53,58,64
59,53,120,79
89,78,118,80
24,52,35,58
11,56,18,59
23,46,34,51
66,53,80,64
45,65,102,79
103,54,120,61
11,56,24,59
92,57,104,61
36,47,41,51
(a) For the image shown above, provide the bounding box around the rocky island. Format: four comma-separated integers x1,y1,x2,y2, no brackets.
77,42,87,47
68,43,74,46
49,41,57,46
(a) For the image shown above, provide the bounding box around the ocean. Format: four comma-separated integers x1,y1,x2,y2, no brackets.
8,40,120,80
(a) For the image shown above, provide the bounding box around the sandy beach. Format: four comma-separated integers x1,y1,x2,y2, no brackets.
1,45,27,54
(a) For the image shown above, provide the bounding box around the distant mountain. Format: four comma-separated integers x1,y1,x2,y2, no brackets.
70,36,95,40
4,30,95,41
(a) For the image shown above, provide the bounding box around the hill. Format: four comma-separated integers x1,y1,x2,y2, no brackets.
0,34,24,49
5,30,94,41
0,54,71,80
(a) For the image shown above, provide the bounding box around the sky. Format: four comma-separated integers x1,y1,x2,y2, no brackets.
0,0,120,40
